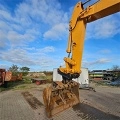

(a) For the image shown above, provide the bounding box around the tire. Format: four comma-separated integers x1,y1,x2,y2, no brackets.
36,81,41,85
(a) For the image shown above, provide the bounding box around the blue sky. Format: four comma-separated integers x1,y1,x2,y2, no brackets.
0,0,120,71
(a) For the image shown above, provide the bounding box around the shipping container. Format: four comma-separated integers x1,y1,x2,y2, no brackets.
53,68,89,88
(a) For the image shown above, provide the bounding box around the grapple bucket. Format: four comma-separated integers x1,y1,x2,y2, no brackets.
43,80,80,118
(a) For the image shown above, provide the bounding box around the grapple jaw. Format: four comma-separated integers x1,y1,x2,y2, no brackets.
43,80,80,118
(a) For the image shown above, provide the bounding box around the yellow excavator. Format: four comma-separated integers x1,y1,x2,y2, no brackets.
43,0,120,117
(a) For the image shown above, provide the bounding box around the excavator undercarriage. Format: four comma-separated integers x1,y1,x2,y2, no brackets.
43,80,80,118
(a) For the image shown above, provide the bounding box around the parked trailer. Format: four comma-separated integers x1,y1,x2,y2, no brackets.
31,78,47,85
53,68,89,88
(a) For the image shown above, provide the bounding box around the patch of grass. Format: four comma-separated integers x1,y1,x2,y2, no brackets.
46,75,53,83
22,76,32,84
13,84,36,90
0,76,33,92
0,74,53,92
14,85,26,89
0,87,7,92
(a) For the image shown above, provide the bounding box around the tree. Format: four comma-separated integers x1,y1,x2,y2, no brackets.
112,65,120,79
20,67,30,76
9,64,19,75
112,65,120,71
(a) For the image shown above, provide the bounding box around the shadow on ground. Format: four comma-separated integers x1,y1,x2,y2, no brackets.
73,103,120,120
22,91,43,109
0,80,31,92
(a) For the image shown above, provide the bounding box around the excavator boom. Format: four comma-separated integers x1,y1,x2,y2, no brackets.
59,0,120,80
43,0,120,117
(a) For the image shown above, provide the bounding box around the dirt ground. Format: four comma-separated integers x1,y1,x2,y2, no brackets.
0,82,120,120
79,83,120,119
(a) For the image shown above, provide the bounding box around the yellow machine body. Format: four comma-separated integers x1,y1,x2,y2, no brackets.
43,0,120,117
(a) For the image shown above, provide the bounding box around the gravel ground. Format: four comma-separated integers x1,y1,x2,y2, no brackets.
80,84,120,118
0,83,120,120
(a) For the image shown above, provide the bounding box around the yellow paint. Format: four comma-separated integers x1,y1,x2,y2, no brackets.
59,0,120,76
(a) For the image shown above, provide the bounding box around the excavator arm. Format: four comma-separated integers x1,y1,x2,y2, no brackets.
58,0,120,80
43,0,120,117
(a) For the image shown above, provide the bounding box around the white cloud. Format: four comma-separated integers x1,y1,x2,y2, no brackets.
0,0,120,71
86,14,120,39
0,31,7,46
0,0,69,48
0,46,57,70
8,30,36,42
15,0,68,26
82,58,110,69
0,0,70,71
0,49,32,65
0,64,10,70
99,49,111,54
0,21,11,31
43,23,68,40
0,9,13,21
37,46,55,53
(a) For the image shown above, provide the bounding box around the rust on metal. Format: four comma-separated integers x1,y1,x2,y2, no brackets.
0,68,23,86
0,69,6,85
43,80,80,117
5,72,12,81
